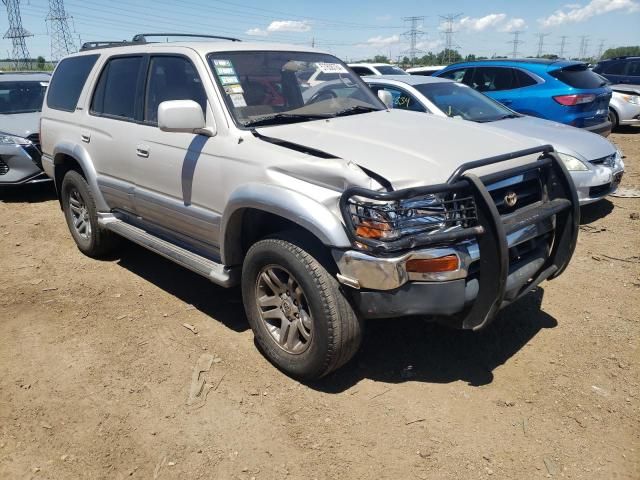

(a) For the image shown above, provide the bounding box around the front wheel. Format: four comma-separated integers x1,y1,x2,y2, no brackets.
242,236,362,379
608,109,619,130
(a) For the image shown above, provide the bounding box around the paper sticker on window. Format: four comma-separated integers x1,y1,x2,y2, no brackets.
224,84,244,94
229,93,247,108
315,62,348,74
213,59,232,67
216,66,236,76
219,75,240,85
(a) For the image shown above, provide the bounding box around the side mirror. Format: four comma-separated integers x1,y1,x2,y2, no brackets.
377,90,394,109
158,100,215,136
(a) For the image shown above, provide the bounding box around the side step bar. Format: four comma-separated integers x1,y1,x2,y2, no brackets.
98,215,239,288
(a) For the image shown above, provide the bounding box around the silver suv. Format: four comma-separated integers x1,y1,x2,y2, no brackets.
40,34,579,379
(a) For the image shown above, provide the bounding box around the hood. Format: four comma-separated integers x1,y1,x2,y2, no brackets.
0,111,40,139
256,110,544,189
493,115,616,161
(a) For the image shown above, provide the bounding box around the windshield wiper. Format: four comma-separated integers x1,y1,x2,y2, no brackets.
243,112,329,127
331,105,381,118
495,113,521,120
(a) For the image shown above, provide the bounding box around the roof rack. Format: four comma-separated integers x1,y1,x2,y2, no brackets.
80,33,241,51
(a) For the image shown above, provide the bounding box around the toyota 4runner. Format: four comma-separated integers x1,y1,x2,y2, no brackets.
40,34,579,379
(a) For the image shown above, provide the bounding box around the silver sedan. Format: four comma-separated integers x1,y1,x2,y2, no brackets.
365,75,625,205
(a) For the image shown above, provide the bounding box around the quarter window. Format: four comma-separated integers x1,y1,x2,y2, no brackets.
46,54,98,111
144,56,207,124
350,66,375,76
91,56,144,120
626,61,640,76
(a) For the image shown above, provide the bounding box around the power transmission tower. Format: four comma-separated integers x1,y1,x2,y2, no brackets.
535,33,550,57
402,16,425,65
558,36,569,58
596,39,606,60
439,14,462,64
508,31,524,58
2,0,32,69
578,36,590,60
46,0,77,61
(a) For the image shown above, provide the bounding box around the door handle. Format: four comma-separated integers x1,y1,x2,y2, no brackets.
136,145,150,158
80,131,90,143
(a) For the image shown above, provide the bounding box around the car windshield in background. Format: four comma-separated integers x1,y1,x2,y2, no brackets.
375,65,409,75
415,82,515,122
207,51,383,127
549,64,607,89
0,81,48,114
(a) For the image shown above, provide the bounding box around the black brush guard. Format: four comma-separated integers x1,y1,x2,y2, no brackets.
339,145,579,330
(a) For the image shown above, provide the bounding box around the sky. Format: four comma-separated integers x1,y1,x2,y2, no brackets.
1,0,639,61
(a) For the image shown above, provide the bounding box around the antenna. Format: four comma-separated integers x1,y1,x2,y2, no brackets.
402,16,425,65
508,31,524,58
535,32,550,57
440,13,462,64
558,35,569,59
46,0,77,61
2,0,32,70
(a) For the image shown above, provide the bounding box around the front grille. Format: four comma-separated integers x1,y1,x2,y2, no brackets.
0,157,9,175
589,183,612,197
486,174,543,215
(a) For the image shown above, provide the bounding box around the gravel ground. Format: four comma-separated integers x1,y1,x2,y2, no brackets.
1,128,639,480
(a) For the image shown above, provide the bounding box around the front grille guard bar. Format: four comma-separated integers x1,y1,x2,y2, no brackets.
339,144,580,330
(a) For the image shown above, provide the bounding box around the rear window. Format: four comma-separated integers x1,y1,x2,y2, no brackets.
47,54,99,111
550,64,605,89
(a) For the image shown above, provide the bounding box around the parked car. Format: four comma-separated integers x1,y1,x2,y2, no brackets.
608,86,640,129
0,72,50,186
40,34,578,379
593,56,640,85
434,59,612,136
347,63,408,76
406,65,446,76
365,75,624,205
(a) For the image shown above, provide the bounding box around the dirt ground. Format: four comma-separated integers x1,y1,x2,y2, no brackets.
1,129,639,480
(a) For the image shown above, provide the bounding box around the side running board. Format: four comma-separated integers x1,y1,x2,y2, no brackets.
98,215,239,288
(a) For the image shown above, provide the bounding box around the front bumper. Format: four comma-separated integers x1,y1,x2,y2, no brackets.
0,144,49,186
571,158,625,205
336,146,579,330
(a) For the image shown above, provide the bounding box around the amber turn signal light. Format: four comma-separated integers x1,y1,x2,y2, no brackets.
406,254,459,273
355,220,390,239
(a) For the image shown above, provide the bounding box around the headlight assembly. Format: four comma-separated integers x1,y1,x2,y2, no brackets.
621,94,640,105
558,152,589,171
0,133,32,146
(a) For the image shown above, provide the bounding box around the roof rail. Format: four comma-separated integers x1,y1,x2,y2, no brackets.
80,41,133,51
132,33,242,43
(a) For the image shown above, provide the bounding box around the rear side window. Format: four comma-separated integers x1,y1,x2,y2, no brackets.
550,64,604,89
350,66,375,76
472,67,519,92
91,56,144,120
626,61,640,76
596,61,624,75
46,54,98,111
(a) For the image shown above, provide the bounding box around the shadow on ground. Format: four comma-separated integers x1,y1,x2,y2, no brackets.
580,199,614,224
0,182,57,203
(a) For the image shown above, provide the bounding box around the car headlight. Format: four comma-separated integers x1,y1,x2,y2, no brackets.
558,152,589,171
621,94,640,105
0,133,32,146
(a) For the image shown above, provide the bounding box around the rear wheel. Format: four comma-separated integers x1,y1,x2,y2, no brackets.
61,170,119,258
242,236,362,379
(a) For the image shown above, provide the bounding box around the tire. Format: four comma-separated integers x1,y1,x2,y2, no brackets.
242,235,362,380
608,109,619,130
60,170,119,258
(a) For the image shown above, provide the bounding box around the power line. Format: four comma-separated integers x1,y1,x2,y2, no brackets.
534,32,550,57
439,13,462,64
2,0,32,69
558,35,569,58
402,16,425,65
46,0,77,61
508,31,524,58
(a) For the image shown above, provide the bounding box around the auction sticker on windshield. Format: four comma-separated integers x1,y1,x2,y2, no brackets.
224,84,244,94
315,62,348,74
220,75,240,85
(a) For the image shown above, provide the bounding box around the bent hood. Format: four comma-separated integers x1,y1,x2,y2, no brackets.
0,111,40,138
256,110,545,189
493,116,615,161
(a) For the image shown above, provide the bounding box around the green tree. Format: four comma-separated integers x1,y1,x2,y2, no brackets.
437,49,463,64
36,56,46,70
372,55,390,64
602,46,640,59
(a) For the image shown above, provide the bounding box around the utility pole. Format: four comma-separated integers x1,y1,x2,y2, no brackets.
439,13,462,64
508,31,524,58
2,0,32,69
401,16,425,65
558,35,569,58
535,33,550,58
46,0,77,61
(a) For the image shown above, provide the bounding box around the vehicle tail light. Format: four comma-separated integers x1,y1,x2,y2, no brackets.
406,255,459,273
553,94,596,106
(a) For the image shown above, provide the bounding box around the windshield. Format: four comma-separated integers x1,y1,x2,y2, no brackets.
414,82,515,122
0,81,48,114
375,65,409,75
208,51,383,127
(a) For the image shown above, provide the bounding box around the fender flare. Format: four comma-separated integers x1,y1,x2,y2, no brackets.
220,183,351,265
52,142,110,211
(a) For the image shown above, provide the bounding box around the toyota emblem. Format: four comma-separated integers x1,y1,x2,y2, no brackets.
504,191,518,208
